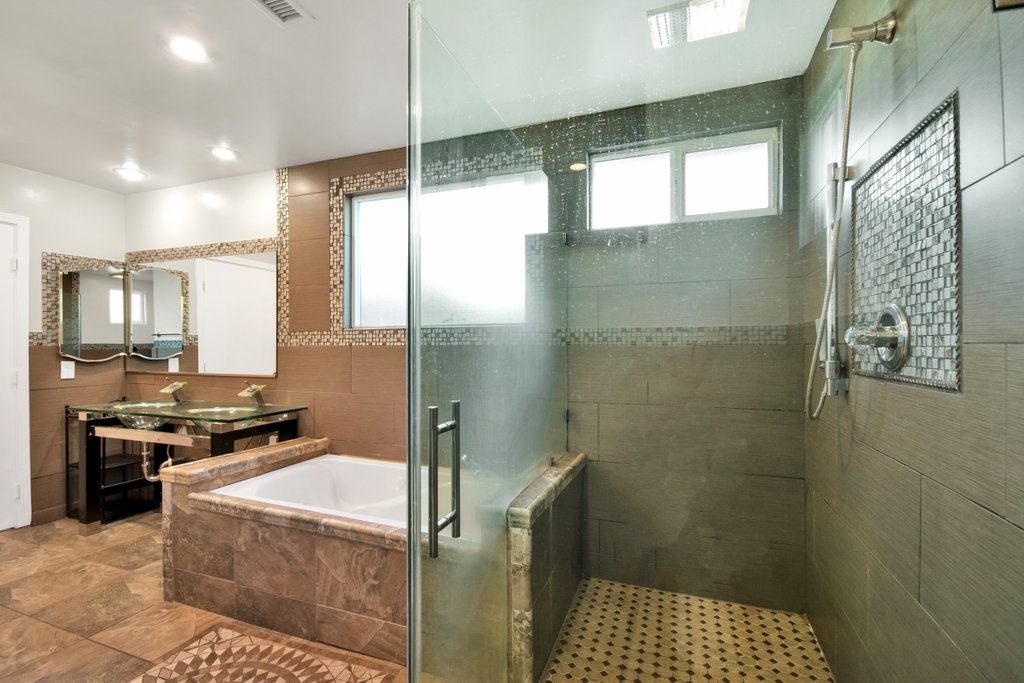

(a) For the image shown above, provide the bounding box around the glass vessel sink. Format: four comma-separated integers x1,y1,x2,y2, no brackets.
186,406,260,431
69,400,307,433
110,401,178,430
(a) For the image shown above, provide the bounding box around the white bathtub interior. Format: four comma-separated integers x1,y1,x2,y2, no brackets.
211,453,447,529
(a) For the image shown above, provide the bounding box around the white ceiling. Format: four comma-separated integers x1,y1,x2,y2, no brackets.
0,0,836,194
421,0,838,138
0,0,408,193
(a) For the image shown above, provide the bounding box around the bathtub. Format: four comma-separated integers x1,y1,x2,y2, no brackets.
162,439,412,664
212,453,407,527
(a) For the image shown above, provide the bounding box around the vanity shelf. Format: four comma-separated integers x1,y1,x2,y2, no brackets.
65,400,307,529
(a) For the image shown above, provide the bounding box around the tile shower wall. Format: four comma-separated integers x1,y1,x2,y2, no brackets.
802,1,1024,680
553,77,807,612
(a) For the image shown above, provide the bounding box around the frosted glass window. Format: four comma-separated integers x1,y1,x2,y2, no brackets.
589,127,778,229
420,172,548,326
352,193,408,328
685,142,770,216
109,289,144,325
591,153,671,230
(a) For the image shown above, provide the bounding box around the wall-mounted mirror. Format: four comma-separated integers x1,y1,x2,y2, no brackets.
58,266,128,362
126,251,277,376
128,266,185,361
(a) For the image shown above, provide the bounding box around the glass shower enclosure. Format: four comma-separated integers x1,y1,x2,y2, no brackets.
407,2,569,679
408,0,817,679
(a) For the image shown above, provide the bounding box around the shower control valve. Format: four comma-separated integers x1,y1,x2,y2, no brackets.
844,302,911,372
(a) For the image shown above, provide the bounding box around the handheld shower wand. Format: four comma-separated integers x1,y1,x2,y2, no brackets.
805,12,898,421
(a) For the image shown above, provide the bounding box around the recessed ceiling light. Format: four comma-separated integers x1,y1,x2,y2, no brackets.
211,146,238,161
113,162,147,182
569,162,588,172
169,36,209,63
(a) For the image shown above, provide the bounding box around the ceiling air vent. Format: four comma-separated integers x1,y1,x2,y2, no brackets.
247,0,314,25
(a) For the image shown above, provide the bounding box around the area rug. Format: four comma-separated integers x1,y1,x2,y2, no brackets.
133,627,398,682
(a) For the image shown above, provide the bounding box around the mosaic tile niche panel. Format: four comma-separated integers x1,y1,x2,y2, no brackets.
850,94,961,390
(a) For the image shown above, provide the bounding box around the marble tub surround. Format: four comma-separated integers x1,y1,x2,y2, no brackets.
508,452,586,683
161,437,328,617
189,490,406,551
0,512,404,680
163,438,407,665
159,435,328,487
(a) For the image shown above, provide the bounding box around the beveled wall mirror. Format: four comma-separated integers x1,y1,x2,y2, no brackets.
127,266,185,361
125,251,277,376
58,266,128,362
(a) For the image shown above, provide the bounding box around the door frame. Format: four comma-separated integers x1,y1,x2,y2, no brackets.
0,212,31,529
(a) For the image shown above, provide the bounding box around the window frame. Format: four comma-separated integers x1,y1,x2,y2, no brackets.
346,188,408,330
588,126,781,230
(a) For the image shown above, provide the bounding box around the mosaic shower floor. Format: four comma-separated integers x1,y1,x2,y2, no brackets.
543,578,833,682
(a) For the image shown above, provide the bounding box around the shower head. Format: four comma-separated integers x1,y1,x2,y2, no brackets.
826,11,897,50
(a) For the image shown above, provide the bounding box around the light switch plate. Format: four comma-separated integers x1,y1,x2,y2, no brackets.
167,358,180,373
60,360,75,380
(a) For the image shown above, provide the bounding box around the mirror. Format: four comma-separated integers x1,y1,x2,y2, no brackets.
58,266,128,363
126,252,277,376
127,267,185,361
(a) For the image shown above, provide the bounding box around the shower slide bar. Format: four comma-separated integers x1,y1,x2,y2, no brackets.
805,12,897,420
427,400,461,558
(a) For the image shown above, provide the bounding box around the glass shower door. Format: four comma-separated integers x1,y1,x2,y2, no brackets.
407,3,568,680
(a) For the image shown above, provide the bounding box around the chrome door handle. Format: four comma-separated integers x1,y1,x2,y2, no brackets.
428,400,460,558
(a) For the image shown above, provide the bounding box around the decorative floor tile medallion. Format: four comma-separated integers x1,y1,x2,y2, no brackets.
134,627,394,682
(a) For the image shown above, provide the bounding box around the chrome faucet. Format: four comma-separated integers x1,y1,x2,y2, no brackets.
159,379,188,402
238,380,267,406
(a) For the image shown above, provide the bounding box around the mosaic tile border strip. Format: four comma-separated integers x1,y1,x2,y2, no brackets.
543,578,834,682
35,252,126,346
126,238,275,267
851,94,962,391
277,167,407,347
275,168,291,347
419,325,799,348
422,146,543,186
567,325,799,346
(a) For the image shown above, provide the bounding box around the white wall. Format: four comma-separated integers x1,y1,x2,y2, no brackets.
0,162,125,332
0,163,276,336
124,171,276,251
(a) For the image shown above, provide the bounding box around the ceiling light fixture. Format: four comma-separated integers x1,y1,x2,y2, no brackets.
169,36,209,63
113,162,147,182
569,162,588,172
211,146,238,161
686,0,749,42
647,0,750,48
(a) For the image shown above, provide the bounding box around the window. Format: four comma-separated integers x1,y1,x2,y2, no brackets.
349,171,548,328
351,192,408,328
589,127,779,229
109,289,144,325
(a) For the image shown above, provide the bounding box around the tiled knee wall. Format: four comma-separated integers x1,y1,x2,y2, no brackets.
508,454,586,683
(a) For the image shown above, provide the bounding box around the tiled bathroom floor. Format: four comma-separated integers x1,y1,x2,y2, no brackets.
543,578,833,682
0,512,403,681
